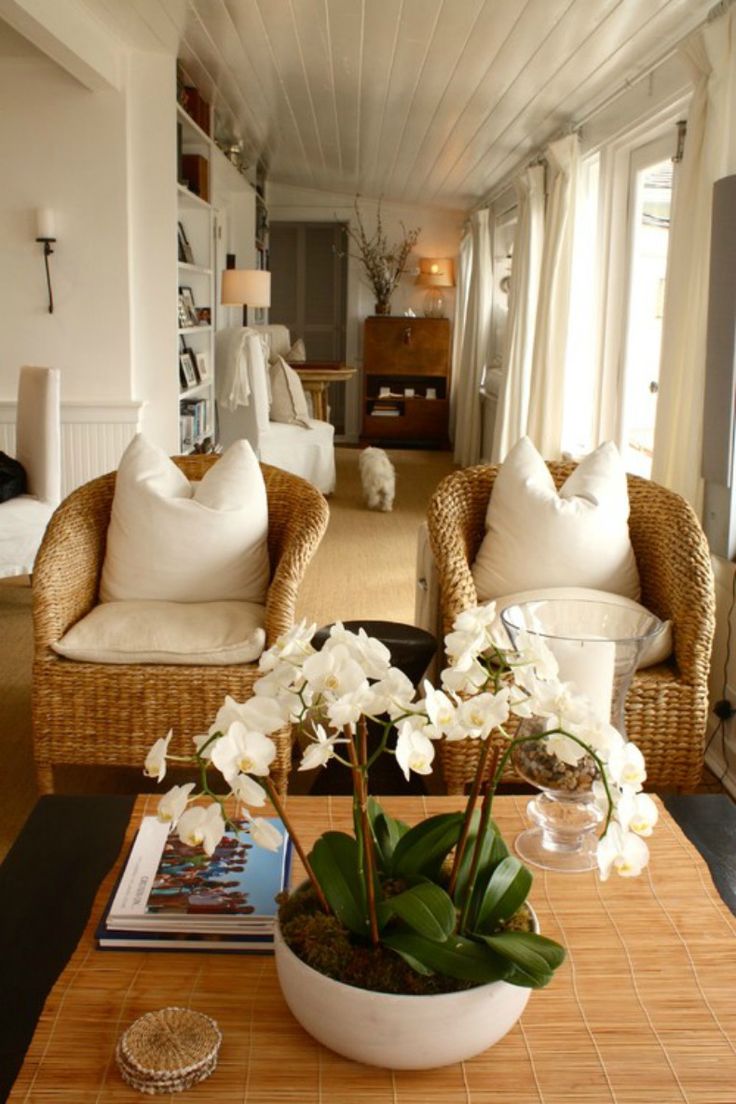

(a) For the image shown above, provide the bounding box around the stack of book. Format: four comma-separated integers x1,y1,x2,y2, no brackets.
97,815,292,953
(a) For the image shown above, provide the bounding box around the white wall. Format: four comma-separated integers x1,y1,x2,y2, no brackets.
0,25,132,403
268,182,465,439
707,556,736,798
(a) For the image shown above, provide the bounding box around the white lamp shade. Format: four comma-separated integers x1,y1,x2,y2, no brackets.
221,268,271,307
36,208,55,239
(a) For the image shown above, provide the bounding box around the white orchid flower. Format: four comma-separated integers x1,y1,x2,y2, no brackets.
231,773,268,808
369,666,416,718
327,685,376,728
210,721,276,783
526,677,590,728
543,731,588,767
144,729,173,782
156,782,195,826
302,644,368,701
440,659,488,696
326,624,392,679
444,627,485,672
259,619,316,671
453,602,498,635
299,724,346,771
177,803,226,856
455,689,510,740
395,722,435,781
192,732,215,760
208,694,285,740
596,822,650,880
616,791,659,837
245,814,284,852
568,716,625,760
513,629,559,680
422,682,457,735
606,742,647,791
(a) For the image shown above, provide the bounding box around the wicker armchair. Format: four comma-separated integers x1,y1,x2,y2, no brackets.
427,463,715,793
31,456,329,796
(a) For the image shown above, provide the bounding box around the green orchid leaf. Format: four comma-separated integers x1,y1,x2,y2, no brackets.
379,882,457,941
475,856,533,931
309,831,368,937
454,815,509,912
384,931,512,984
367,797,410,873
391,812,465,879
479,931,566,988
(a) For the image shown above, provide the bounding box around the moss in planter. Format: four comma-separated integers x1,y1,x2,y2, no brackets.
277,884,534,996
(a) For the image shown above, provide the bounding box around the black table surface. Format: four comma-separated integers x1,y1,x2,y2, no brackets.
1,792,734,1100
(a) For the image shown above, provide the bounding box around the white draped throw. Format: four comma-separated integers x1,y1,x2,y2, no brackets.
526,134,580,459
651,7,736,510
453,208,493,468
491,164,546,463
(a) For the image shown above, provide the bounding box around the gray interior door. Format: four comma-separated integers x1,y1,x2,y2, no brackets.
269,221,348,433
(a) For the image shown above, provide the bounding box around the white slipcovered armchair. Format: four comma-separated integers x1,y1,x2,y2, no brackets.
0,366,61,578
216,327,335,494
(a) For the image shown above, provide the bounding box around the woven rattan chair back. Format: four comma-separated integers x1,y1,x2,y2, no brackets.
427,462,715,793
31,456,329,795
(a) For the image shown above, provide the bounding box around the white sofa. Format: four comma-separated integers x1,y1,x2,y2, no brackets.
0,366,61,578
215,327,336,495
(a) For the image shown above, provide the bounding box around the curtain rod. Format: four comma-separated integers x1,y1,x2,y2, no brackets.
472,0,733,214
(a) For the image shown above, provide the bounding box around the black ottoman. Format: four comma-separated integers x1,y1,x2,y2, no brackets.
307,621,437,795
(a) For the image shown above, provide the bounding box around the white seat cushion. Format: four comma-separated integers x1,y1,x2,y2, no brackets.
492,587,672,669
472,437,640,602
52,600,266,665
0,496,54,578
260,419,335,495
100,435,270,604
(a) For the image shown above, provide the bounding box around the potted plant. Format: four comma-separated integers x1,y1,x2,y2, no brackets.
145,606,658,1070
341,198,420,315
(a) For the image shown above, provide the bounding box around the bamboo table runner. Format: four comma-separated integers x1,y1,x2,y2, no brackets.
10,795,736,1103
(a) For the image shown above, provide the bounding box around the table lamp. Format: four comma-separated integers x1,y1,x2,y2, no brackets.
220,268,271,325
415,258,454,318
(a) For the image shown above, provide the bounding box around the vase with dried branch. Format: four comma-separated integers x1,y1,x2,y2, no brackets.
341,198,420,316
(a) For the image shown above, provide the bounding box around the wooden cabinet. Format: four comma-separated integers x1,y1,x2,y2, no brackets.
361,317,451,447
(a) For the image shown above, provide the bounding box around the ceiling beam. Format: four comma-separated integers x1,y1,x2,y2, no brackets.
0,0,122,90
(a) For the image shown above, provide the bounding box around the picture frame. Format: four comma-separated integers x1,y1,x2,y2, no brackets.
196,306,211,326
195,351,210,381
179,351,197,389
179,286,198,327
177,221,194,265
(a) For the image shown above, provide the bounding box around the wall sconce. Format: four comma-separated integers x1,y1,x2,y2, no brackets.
35,208,56,314
415,258,455,318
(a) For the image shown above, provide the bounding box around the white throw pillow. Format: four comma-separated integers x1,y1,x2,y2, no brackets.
100,435,270,604
269,356,311,429
287,337,307,362
53,600,265,665
491,587,671,669
472,437,641,602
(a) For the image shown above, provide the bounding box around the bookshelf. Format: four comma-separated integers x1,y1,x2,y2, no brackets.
177,100,215,453
361,316,451,447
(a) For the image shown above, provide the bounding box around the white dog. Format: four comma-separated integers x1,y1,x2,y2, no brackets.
359,447,396,512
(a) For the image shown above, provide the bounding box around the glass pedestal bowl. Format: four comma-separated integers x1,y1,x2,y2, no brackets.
501,597,662,873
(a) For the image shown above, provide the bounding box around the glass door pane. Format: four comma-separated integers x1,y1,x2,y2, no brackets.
621,137,674,476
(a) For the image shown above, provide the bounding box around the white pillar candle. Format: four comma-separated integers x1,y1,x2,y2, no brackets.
550,638,615,721
36,208,55,239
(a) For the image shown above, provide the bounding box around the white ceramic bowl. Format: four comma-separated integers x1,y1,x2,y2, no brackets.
274,923,533,1069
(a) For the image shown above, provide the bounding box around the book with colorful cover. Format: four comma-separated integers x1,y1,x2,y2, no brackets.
103,815,292,937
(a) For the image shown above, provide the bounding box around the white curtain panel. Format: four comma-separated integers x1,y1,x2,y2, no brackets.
651,7,736,510
448,228,473,445
453,208,493,467
526,134,580,459
491,164,546,463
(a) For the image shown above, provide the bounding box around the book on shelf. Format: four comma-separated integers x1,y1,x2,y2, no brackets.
97,815,292,953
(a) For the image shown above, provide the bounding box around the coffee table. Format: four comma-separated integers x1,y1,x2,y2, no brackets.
4,793,736,1101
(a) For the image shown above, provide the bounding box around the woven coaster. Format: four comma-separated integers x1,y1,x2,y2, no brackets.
116,1007,221,1094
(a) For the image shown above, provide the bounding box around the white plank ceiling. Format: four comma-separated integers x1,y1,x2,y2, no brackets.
81,0,713,209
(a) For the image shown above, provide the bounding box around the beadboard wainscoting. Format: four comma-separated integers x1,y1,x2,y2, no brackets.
0,401,142,498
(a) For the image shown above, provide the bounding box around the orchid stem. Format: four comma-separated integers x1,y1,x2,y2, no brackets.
447,737,493,900
348,721,380,945
264,778,330,914
459,749,499,933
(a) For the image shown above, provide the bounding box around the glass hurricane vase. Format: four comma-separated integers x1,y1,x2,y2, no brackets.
501,598,662,873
